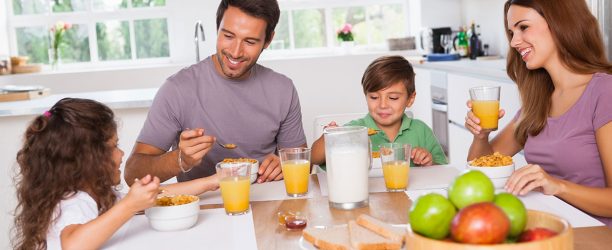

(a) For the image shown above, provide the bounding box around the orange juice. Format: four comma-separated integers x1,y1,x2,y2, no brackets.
220,176,251,215
281,159,310,196
382,160,410,191
472,100,500,130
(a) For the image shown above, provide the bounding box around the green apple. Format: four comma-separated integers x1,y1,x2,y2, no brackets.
409,193,457,240
448,170,494,209
494,192,527,237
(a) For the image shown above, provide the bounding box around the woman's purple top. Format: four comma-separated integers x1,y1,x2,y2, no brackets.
523,72,612,227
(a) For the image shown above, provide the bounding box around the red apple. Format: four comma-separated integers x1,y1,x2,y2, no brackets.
451,202,510,244
518,227,558,242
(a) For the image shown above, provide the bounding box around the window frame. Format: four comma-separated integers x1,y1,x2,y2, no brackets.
6,0,171,70
265,0,410,57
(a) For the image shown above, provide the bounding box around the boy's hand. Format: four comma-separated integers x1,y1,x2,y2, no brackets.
124,174,160,213
411,147,433,166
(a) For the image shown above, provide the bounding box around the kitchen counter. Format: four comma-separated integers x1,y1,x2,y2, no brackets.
413,58,513,82
0,88,158,117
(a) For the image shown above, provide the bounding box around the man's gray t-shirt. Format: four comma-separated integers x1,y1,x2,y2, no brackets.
137,56,307,181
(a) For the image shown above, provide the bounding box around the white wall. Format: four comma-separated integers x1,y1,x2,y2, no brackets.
166,0,217,64
460,0,508,57
420,0,462,28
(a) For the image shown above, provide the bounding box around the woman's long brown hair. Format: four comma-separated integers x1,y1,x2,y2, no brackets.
504,0,612,145
12,98,118,250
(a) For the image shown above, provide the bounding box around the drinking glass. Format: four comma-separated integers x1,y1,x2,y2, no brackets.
469,86,501,131
379,143,411,192
216,162,252,215
279,148,311,197
440,34,452,54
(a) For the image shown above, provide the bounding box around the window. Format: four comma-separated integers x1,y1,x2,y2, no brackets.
270,0,408,53
8,0,169,66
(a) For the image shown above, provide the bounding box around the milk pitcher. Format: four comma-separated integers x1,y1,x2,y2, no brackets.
324,126,370,209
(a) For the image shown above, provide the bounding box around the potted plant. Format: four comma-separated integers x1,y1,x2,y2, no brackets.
337,23,355,53
49,21,71,70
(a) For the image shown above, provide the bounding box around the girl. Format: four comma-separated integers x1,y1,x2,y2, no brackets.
465,0,612,226
13,98,220,250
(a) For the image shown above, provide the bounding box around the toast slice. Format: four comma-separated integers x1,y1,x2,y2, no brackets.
348,220,401,250
356,214,406,244
303,226,350,250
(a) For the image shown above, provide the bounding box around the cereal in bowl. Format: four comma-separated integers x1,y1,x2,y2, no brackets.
469,152,513,167
222,158,257,164
155,195,198,206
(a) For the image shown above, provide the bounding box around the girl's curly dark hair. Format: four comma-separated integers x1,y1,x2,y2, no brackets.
12,98,118,250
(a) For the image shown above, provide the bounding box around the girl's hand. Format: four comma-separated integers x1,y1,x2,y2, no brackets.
505,164,566,196
411,147,433,166
124,174,160,213
209,173,221,191
465,100,506,139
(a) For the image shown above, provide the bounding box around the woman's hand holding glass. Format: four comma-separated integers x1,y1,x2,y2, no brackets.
465,100,506,139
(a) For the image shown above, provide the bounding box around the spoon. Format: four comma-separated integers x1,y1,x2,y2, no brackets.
217,141,237,149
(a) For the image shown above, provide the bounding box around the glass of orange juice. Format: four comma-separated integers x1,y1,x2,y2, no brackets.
216,162,251,215
379,143,411,192
470,86,501,131
279,148,311,197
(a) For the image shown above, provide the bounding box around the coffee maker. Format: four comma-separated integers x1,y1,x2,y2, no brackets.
420,27,453,54
432,27,452,54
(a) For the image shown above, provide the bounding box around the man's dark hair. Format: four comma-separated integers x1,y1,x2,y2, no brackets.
216,0,280,44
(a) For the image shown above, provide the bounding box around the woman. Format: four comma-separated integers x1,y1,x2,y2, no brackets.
465,0,612,226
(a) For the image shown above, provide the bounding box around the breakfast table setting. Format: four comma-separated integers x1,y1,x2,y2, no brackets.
101,162,612,250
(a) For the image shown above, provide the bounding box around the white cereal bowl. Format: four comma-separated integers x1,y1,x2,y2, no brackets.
466,163,515,188
145,195,200,231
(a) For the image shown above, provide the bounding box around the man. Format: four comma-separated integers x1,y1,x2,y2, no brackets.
124,0,307,185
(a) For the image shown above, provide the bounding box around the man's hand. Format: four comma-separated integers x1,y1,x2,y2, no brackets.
178,128,215,170
257,153,283,183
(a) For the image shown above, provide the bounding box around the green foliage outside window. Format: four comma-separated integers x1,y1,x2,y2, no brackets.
16,27,49,64
135,18,169,58
97,21,132,61
293,9,326,49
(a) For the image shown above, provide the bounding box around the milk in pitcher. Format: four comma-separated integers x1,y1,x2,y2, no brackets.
326,146,369,208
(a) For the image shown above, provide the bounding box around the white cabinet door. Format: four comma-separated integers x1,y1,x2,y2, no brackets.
448,122,473,165
447,73,521,136
413,68,433,127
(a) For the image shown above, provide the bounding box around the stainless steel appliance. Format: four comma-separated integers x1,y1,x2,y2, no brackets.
589,0,611,60
430,70,448,155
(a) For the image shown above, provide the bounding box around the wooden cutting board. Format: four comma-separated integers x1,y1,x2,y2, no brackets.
0,88,50,102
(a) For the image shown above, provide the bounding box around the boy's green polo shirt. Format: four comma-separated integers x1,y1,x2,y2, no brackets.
346,114,448,167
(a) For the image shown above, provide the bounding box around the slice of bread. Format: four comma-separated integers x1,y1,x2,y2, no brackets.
356,214,406,244
303,226,350,250
348,221,401,250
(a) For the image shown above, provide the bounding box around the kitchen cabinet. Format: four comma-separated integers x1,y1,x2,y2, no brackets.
412,68,433,128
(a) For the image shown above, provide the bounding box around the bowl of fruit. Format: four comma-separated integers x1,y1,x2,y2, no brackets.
407,170,573,250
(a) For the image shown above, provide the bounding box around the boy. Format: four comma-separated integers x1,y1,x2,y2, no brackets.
311,56,447,167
